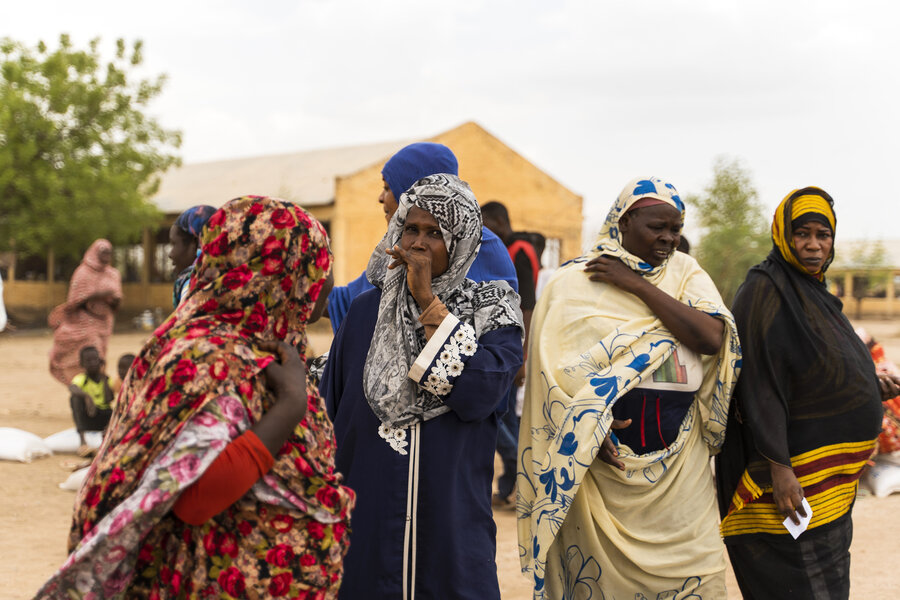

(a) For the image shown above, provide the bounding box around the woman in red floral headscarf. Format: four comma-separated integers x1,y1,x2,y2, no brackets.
35,196,355,599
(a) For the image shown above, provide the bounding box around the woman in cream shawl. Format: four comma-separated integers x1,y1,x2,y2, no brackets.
518,177,741,599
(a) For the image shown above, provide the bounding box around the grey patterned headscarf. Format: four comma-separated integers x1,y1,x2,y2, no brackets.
363,174,523,428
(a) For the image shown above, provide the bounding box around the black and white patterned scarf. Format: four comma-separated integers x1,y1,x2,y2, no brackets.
363,174,523,428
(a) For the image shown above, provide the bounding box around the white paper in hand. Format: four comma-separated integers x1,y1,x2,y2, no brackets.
782,497,813,539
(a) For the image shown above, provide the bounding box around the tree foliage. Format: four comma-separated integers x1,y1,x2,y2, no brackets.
849,240,886,268
0,35,181,260
847,241,889,319
687,156,770,306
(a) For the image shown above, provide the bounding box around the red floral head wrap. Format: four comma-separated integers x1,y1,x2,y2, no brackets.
69,196,349,548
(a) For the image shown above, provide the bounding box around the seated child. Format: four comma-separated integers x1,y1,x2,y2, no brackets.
68,345,113,456
110,352,136,399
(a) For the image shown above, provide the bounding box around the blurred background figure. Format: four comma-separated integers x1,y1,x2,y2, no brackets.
856,327,900,498
857,327,900,376
48,239,122,385
169,204,217,308
66,345,113,457
481,200,540,508
110,352,136,398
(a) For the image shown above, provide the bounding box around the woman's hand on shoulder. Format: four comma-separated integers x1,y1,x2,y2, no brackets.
769,462,807,526
259,340,308,422
585,255,724,355
584,256,644,294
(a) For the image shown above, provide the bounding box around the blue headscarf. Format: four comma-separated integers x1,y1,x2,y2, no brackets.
175,205,217,239
381,143,458,199
172,205,217,308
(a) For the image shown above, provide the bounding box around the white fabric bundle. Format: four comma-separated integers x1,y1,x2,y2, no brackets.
0,427,53,462
43,428,103,454
59,467,91,491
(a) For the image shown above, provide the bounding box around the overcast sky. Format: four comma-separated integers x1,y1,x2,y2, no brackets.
6,0,899,243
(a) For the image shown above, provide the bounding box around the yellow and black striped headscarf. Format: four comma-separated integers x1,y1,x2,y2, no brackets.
771,187,836,281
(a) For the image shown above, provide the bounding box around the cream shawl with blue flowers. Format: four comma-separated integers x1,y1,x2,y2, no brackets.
516,177,741,599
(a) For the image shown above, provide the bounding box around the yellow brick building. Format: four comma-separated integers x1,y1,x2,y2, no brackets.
331,121,582,284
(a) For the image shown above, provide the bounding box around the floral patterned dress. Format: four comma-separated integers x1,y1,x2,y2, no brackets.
35,197,355,599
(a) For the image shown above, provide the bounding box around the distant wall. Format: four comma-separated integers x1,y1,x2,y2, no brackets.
838,297,898,318
333,122,583,285
830,268,899,318
3,281,68,325
5,280,175,327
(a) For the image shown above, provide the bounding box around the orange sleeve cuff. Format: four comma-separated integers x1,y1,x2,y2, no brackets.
172,430,274,525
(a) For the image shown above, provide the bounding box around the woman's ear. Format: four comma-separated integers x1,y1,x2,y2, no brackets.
618,212,631,234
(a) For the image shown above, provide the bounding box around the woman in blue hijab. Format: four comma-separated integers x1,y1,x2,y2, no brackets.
169,205,217,308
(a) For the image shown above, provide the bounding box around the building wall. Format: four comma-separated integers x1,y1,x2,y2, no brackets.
2,281,68,324
3,280,175,326
442,122,583,264
333,167,385,285
839,297,898,318
830,268,899,317
333,122,583,284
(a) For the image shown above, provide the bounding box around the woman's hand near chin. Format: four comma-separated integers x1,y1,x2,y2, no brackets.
387,244,435,310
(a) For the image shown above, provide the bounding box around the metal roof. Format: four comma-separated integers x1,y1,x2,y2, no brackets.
152,138,412,214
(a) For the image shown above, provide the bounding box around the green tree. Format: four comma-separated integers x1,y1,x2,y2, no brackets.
687,156,770,306
848,240,888,319
0,35,181,260
850,240,886,268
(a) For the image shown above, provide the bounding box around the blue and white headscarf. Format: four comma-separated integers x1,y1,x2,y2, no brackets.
591,176,685,277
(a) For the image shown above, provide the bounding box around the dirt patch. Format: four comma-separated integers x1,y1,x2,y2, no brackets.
2,322,899,599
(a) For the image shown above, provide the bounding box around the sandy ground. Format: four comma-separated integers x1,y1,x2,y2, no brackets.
2,320,900,599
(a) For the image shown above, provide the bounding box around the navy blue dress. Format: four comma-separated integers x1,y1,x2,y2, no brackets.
322,288,522,600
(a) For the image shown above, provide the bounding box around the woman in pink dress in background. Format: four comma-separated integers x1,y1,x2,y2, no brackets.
49,239,122,385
